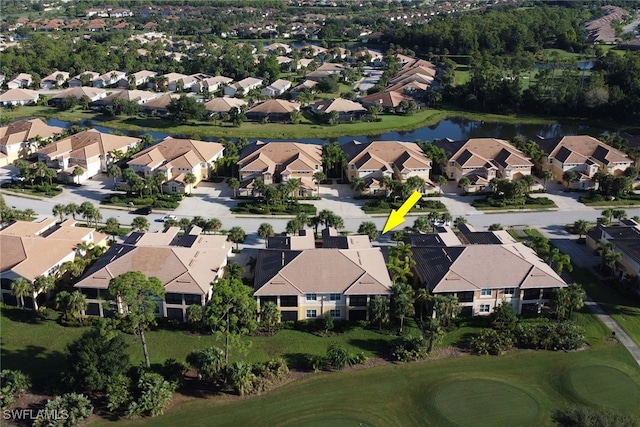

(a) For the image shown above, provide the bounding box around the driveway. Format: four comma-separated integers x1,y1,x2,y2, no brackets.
530,181,595,213
440,182,484,218
310,184,368,218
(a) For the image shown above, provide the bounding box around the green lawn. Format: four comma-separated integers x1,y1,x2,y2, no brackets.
4,307,640,426
571,267,640,348
91,341,640,427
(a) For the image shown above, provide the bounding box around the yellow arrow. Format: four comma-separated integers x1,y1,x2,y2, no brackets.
382,191,422,234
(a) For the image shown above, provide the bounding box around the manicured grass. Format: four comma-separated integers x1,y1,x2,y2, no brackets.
571,267,640,348
568,365,640,410
91,342,640,427
432,379,539,426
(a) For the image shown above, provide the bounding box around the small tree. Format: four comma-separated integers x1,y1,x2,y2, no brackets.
491,300,518,330
186,304,204,325
313,171,326,197
391,282,415,334
107,271,166,368
131,216,150,232
260,301,280,335
321,311,335,335
326,343,352,370
11,278,32,310
257,223,274,246
0,370,30,409
572,219,589,240
369,296,390,331
184,172,197,194
228,361,255,396
186,347,225,383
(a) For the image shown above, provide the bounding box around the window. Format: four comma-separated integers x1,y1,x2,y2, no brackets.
503,288,515,296
306,309,317,319
480,288,492,298
329,293,341,301
330,309,341,318
306,293,317,301
479,304,490,313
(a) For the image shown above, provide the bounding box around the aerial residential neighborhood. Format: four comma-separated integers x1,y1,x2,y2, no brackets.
0,0,639,426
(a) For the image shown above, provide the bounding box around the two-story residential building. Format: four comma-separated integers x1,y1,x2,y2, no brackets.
443,138,533,192
586,218,640,279
344,140,432,193
238,141,323,196
127,137,224,193
75,227,230,321
36,129,140,183
0,119,64,166
254,230,392,321
410,224,567,317
1,218,108,309
537,135,633,190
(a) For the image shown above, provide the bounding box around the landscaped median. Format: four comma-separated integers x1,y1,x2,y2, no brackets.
101,193,183,210
361,198,446,214
472,195,557,211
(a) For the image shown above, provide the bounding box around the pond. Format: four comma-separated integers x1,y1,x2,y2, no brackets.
45,116,608,146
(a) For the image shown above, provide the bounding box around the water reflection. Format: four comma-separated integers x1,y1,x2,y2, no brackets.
45,117,607,145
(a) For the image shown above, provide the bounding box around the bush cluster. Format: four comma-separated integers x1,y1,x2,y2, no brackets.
0,369,30,409
232,202,317,215
470,321,584,355
552,405,638,427
391,336,430,362
249,359,290,394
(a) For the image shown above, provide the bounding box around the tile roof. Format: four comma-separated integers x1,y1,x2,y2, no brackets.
546,135,631,166
312,98,367,114
450,138,532,169
128,137,224,170
348,140,431,172
0,119,63,147
0,88,38,103
37,129,140,161
254,248,392,296
360,91,413,108
204,97,247,113
246,99,300,114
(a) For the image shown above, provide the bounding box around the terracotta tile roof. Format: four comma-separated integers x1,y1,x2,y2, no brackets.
360,91,413,108
0,119,63,148
0,219,107,281
128,137,224,170
348,141,431,172
0,89,38,103
37,129,140,162
240,141,322,172
254,248,392,296
547,135,631,166
412,243,567,293
51,87,106,101
246,99,300,114
450,138,532,169
312,98,367,114
204,97,247,113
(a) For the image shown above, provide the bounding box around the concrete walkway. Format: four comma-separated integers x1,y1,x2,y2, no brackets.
584,297,640,366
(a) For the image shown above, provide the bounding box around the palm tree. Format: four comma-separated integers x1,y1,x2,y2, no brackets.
458,176,471,191
357,221,378,241
107,164,122,189
204,218,222,235
228,226,246,251
562,170,577,187
437,175,448,194
415,288,431,322
413,216,431,233
228,177,240,198
313,171,326,197
597,239,614,273
104,217,121,241
605,249,623,278
573,219,589,240
184,172,197,194
224,262,244,281
132,216,150,232
71,166,84,184
11,278,32,310
52,204,66,222
612,209,627,224
522,174,536,193
602,208,614,224
33,275,54,308
369,296,390,331
350,177,365,193
56,290,88,321
541,169,553,190
257,223,274,246
287,178,301,201
381,176,394,197
65,203,79,220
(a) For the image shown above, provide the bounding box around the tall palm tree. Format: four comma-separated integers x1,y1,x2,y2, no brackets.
257,223,274,246
228,177,240,198
313,171,326,197
33,275,54,308
541,169,553,190
11,278,32,310
65,203,79,220
184,172,197,194
605,249,623,278
132,216,150,232
204,218,222,235
52,204,66,222
223,262,244,281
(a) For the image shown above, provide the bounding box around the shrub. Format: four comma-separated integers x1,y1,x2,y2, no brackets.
0,369,30,409
326,343,353,370
391,336,429,361
513,321,584,351
552,405,638,427
470,329,513,355
34,393,93,427
251,359,290,393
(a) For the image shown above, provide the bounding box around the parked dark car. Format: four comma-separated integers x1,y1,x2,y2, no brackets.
132,206,152,215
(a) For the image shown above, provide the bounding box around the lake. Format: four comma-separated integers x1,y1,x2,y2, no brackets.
45,116,608,145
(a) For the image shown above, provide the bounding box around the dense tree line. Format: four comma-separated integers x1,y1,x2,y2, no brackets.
386,6,591,57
